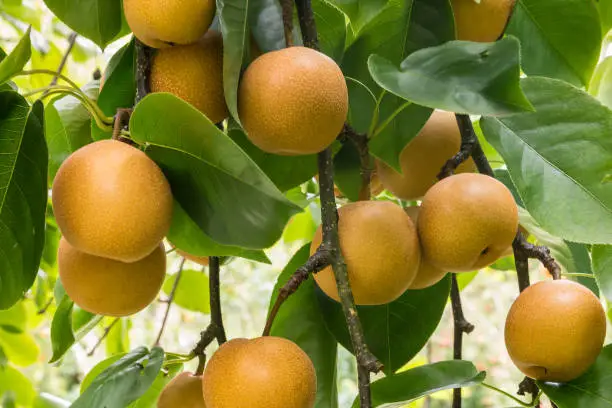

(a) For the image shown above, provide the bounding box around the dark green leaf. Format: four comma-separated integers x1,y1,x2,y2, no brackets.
597,0,612,33
352,360,486,407
313,0,346,62
73,347,164,408
228,127,317,192
481,77,612,244
329,0,387,35
0,325,21,334
0,93,47,309
346,77,376,134
333,142,361,201
81,354,125,392
127,363,183,408
507,0,601,86
0,27,31,85
163,270,211,314
318,275,450,375
539,344,612,407
269,245,338,408
167,202,270,263
130,93,300,249
42,0,123,49
368,37,533,116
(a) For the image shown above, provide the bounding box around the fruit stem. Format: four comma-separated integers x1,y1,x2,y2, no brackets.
154,258,186,347
17,69,82,93
480,382,537,407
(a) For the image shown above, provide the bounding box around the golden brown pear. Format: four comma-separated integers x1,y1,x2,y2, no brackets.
451,0,516,42
202,337,316,408
418,173,518,272
311,201,420,305
123,0,215,48
58,239,166,317
505,280,606,382
158,372,205,408
52,140,173,263
239,46,348,155
377,110,476,201
404,206,448,290
150,32,228,123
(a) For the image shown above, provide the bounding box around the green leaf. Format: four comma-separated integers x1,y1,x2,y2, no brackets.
1,3,41,31
0,366,35,406
269,245,338,408
130,93,301,249
507,0,602,87
167,202,271,263
163,270,211,314
127,363,183,408
589,56,612,111
81,354,125,393
49,296,102,363
329,0,388,35
592,245,612,312
481,77,612,245
42,0,123,49
539,344,612,407
73,347,164,408
368,37,533,116
313,0,346,62
228,127,317,192
352,360,486,408
0,302,26,333
45,82,98,181
0,329,40,366
597,0,612,33
105,318,131,356
333,142,361,201
217,0,248,124
0,27,31,85
318,275,450,375
0,93,47,310
346,77,376,135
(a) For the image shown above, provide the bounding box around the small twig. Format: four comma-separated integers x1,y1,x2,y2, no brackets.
263,249,332,336
87,318,120,356
135,39,153,103
281,0,294,47
438,114,479,178
49,32,77,87
295,0,319,50
513,233,561,280
450,274,474,408
339,124,372,201
154,258,186,347
36,298,53,315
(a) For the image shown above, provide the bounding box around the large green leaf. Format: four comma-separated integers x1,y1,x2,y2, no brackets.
0,329,40,367
589,56,612,111
162,270,211,314
598,0,612,33
317,275,450,375
341,0,453,170
128,363,183,408
0,365,35,406
333,141,361,202
217,0,248,123
507,0,601,87
351,361,485,408
49,296,102,363
130,93,301,249
167,202,270,263
539,344,612,407
0,93,47,309
592,245,612,314
313,0,346,62
45,82,98,181
42,0,123,49
481,77,612,244
73,347,163,408
329,0,388,35
368,37,533,116
269,245,338,408
0,27,31,85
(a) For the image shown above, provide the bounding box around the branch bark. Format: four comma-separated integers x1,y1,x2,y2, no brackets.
135,39,153,104
50,32,77,87
281,0,294,47
87,318,120,356
450,275,475,408
339,124,372,201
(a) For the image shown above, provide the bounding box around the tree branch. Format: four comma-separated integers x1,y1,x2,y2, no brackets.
281,0,294,47
450,274,475,408
339,124,372,201
154,258,186,347
87,318,120,356
49,32,77,87
135,39,153,103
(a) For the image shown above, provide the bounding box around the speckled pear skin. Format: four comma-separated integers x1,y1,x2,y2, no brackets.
150,32,228,124
505,280,606,382
452,0,516,42
52,140,173,263
123,0,215,48
58,239,166,317
202,337,316,408
311,201,421,305
377,110,477,201
158,372,206,408
239,46,348,155
418,173,518,272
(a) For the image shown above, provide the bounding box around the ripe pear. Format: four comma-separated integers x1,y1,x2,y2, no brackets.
239,46,348,155
451,0,516,42
158,372,205,408
52,140,173,263
202,337,316,408
150,31,228,124
311,201,420,305
505,280,606,382
123,0,215,48
418,173,518,272
58,239,166,317
377,110,476,201
404,206,448,290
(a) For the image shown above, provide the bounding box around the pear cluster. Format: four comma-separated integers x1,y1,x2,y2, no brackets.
53,140,172,317
157,337,316,408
